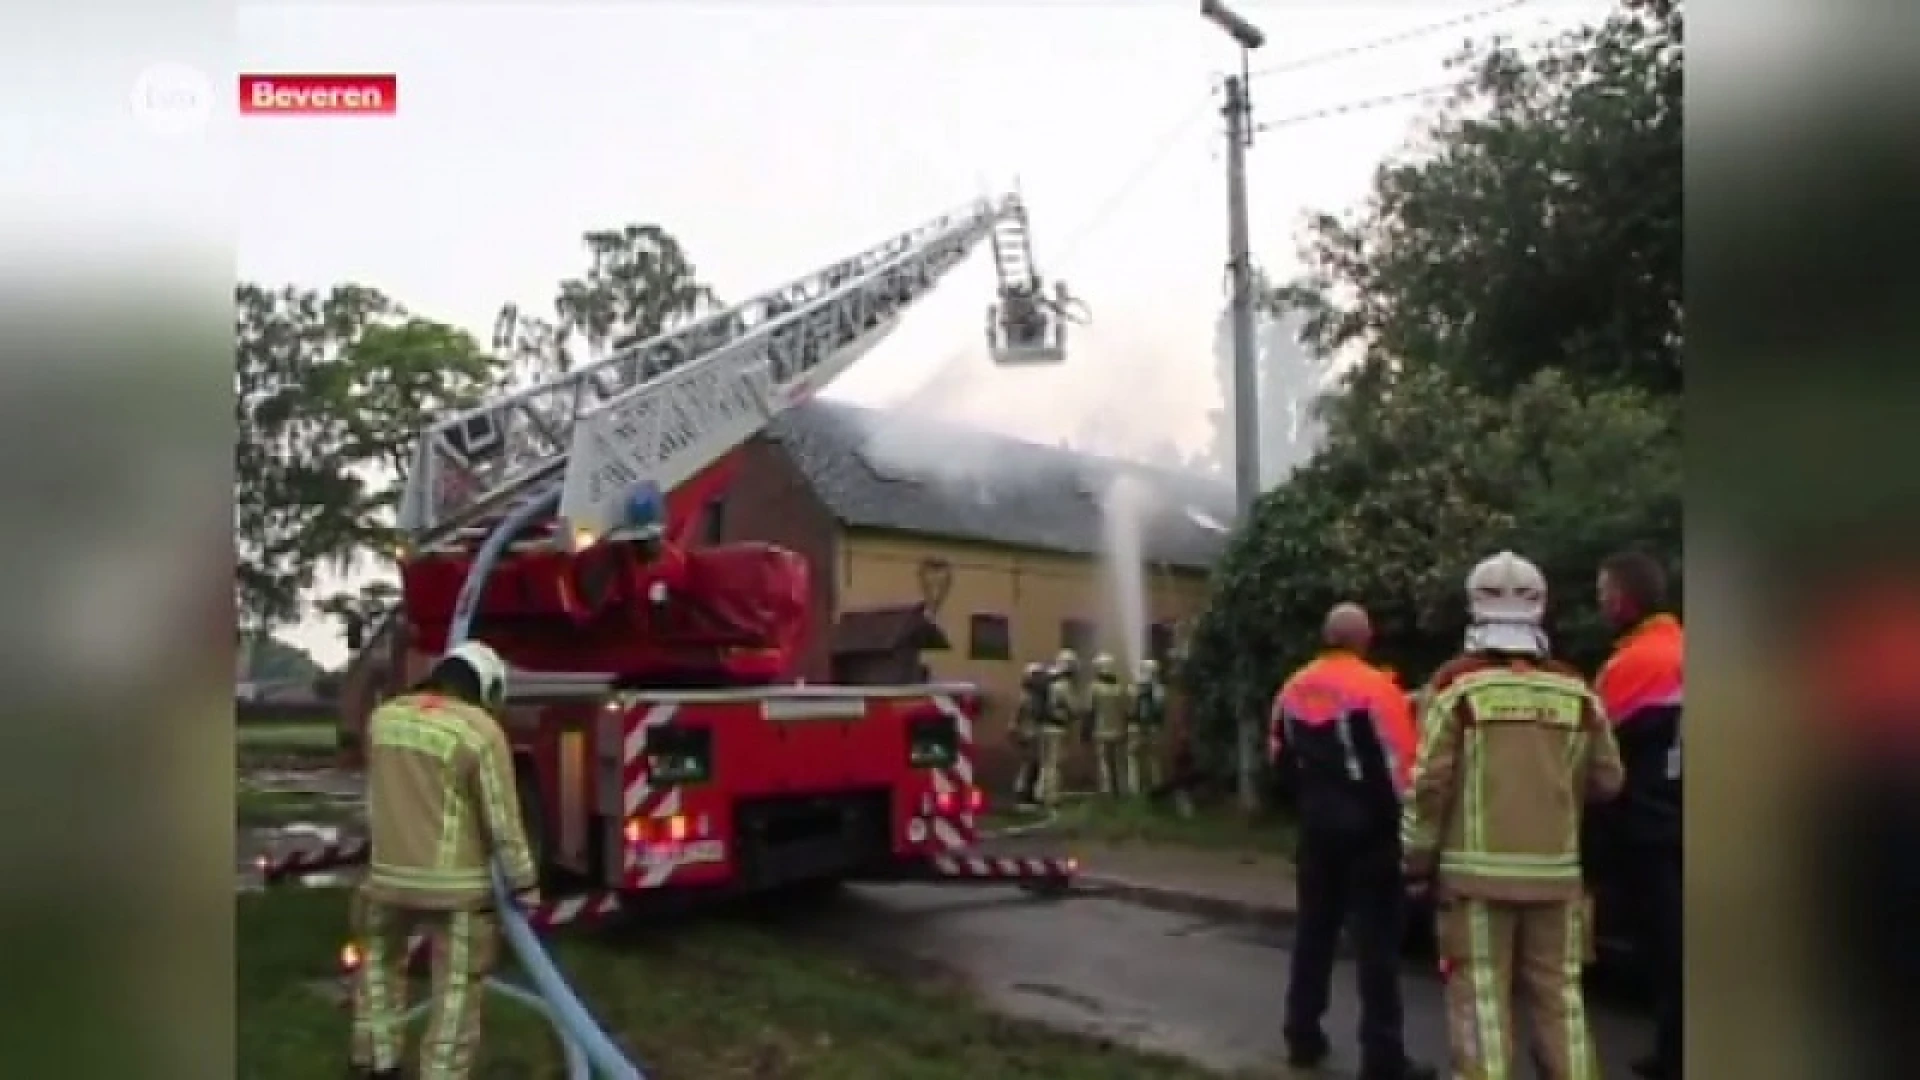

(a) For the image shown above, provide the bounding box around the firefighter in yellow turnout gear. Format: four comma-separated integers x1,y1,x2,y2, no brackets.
1125,658,1167,796
1035,649,1080,806
350,641,541,1080
1401,552,1624,1080
1011,662,1049,806
1088,653,1130,794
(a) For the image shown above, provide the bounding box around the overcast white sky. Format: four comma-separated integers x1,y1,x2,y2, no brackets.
236,1,1605,666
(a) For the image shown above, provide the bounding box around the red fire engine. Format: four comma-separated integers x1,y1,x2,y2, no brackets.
273,197,1079,914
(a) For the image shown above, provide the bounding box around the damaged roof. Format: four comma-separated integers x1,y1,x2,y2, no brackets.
761,398,1233,571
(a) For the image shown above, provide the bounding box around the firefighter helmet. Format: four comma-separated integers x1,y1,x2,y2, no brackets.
1092,652,1116,676
1054,648,1079,673
1464,551,1549,656
445,640,509,708
1137,658,1159,681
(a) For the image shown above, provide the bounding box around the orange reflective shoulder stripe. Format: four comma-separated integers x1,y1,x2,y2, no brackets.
1598,617,1683,724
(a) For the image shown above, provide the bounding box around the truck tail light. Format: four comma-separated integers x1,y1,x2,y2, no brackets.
927,787,982,817
624,813,690,846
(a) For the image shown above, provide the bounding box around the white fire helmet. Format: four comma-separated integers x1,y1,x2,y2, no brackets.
445,640,509,708
1463,550,1550,656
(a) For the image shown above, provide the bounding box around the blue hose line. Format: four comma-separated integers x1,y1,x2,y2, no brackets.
495,867,643,1080
442,484,646,1079
401,978,590,1080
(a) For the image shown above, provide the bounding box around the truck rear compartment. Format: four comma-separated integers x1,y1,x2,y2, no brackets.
730,788,893,890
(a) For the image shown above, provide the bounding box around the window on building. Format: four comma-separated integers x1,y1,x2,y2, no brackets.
1148,621,1176,664
968,614,1012,661
1060,617,1096,657
700,496,726,545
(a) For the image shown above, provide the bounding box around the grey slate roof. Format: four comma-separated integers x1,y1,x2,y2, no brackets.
761,398,1233,571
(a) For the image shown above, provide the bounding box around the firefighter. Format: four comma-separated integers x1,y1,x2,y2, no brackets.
1088,653,1129,795
349,641,540,1080
1402,551,1625,1080
1035,649,1079,806
1593,551,1684,1080
1272,602,1434,1080
1010,661,1050,807
1126,658,1168,796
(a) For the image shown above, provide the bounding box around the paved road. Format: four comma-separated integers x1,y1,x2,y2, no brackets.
781,883,1653,1078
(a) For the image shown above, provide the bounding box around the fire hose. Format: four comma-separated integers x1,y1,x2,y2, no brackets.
424,486,646,1079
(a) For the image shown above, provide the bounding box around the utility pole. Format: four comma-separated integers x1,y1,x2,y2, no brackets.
1223,75,1258,525
1200,0,1267,813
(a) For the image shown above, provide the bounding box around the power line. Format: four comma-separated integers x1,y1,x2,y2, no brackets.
1051,95,1214,265
1248,0,1536,80
1251,83,1462,136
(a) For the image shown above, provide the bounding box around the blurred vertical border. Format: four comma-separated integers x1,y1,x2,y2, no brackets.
1692,0,1920,1076
0,2,233,1076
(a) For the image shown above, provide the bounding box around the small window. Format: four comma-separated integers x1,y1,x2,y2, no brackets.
1060,617,1096,656
700,497,726,545
1148,622,1175,663
969,614,1012,660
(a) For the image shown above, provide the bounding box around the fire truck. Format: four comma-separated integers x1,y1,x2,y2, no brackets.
293,197,1080,913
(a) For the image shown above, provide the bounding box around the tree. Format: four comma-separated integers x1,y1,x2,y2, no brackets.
235,284,506,634
1183,368,1679,777
1277,0,1681,399
494,223,721,386
234,283,392,631
315,580,401,651
327,317,499,558
1182,2,1684,797
239,633,323,683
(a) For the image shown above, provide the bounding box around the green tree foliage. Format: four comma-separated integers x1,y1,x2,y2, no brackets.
240,633,322,683
235,283,392,629
234,285,503,632
1278,0,1681,400
1181,1,1683,786
1185,369,1679,775
314,579,400,652
495,223,721,383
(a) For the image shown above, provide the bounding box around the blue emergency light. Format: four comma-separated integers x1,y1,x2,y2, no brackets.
622,481,666,533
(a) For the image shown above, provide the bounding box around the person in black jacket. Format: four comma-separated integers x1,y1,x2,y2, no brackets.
1594,551,1684,1080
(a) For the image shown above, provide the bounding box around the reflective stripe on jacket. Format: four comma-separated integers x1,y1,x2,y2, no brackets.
1595,613,1683,848
1272,651,1420,841
1403,655,1625,903
364,692,539,910
1089,677,1128,739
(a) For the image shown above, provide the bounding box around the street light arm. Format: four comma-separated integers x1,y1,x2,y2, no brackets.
1200,0,1267,51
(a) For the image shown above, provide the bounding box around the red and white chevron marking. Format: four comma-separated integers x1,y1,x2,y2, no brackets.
256,836,369,880
924,693,977,851
930,853,1075,879
618,702,699,889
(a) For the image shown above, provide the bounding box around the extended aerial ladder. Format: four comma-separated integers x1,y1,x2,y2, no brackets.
398,194,1054,551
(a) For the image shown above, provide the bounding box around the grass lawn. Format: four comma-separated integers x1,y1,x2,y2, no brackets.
237,786,360,828
238,721,341,766
992,797,1296,860
240,888,1241,1079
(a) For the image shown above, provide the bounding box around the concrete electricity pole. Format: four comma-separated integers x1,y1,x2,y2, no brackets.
1200,0,1267,812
